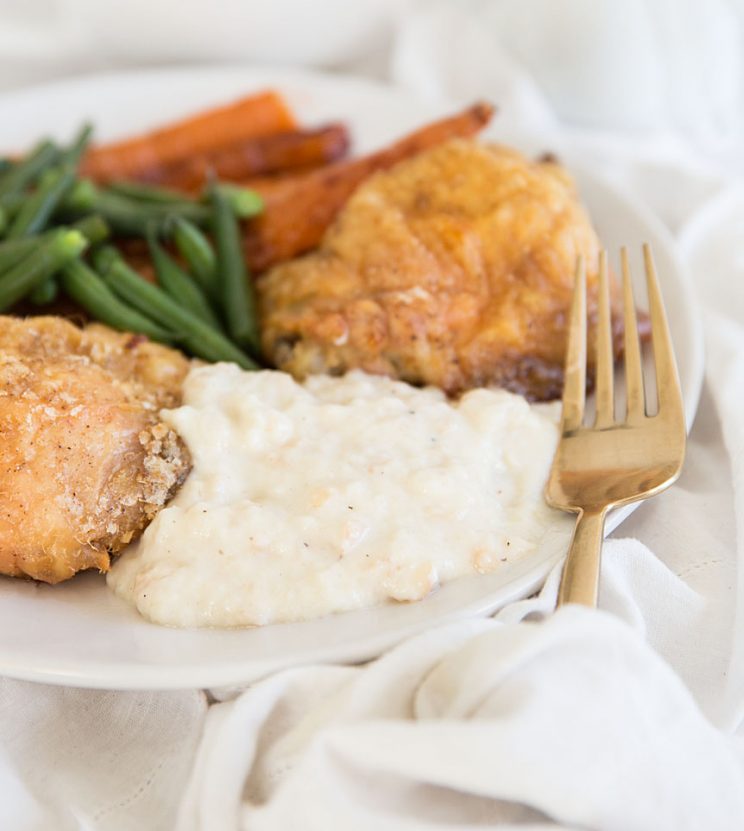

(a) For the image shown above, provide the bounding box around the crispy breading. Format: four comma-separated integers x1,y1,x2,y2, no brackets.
0,316,191,583
258,140,620,400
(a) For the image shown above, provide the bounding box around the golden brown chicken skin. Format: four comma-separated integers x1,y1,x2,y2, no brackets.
258,139,618,400
0,316,191,583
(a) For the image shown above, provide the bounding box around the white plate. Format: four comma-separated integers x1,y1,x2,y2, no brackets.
0,66,704,689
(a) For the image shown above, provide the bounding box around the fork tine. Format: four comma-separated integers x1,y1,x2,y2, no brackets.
621,248,645,421
594,250,614,428
643,244,684,422
561,256,587,433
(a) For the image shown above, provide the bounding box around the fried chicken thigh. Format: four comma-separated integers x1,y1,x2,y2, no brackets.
258,140,616,399
0,317,191,583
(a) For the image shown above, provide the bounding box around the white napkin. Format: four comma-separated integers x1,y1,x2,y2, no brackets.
2,2,744,830
677,187,744,731
175,604,744,831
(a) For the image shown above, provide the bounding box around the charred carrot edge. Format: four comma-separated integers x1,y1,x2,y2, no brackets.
244,101,495,272
137,124,352,191
81,90,297,184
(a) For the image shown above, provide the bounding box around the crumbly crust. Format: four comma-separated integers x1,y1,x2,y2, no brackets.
0,316,191,583
258,140,616,401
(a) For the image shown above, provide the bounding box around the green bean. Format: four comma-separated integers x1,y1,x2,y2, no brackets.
170,216,218,299
29,277,58,305
65,123,93,168
0,217,106,273
7,165,76,239
62,181,212,234
72,214,110,245
92,191,211,235
209,184,259,352
131,196,211,226
1,185,69,223
0,236,38,272
0,191,23,217
107,180,192,205
109,181,263,218
90,192,160,236
91,245,123,274
61,258,175,341
0,231,53,271
212,184,264,219
0,140,59,199
93,246,258,369
147,228,221,328
108,181,264,219
0,229,87,311
63,178,99,213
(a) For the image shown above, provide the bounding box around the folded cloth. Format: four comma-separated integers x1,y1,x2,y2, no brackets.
677,186,744,731
176,605,744,831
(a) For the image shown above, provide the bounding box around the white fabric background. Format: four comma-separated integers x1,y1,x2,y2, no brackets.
1,1,744,828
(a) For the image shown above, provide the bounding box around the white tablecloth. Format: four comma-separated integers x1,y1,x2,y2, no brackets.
1,2,744,829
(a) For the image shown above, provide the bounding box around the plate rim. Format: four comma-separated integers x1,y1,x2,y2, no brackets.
0,65,705,689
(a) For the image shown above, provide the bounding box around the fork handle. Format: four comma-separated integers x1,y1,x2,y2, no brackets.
556,508,608,607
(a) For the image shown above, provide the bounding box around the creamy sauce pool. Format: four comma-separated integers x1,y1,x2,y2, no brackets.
108,365,560,627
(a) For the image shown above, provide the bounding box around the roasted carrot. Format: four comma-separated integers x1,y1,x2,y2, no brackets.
243,102,495,273
81,90,297,184
137,124,351,191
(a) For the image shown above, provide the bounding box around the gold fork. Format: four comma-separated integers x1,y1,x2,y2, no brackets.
545,245,686,607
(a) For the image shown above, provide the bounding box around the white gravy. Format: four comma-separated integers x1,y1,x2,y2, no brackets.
108,365,560,627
